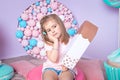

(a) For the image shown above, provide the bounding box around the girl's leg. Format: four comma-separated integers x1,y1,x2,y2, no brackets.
59,70,74,80
42,70,58,80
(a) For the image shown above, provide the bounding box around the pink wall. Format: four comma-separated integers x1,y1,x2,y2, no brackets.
0,0,119,60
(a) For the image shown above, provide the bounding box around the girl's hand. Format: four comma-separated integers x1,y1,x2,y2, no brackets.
48,35,58,42
61,65,68,71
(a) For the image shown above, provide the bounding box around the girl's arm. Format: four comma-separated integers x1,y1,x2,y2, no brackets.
46,39,59,63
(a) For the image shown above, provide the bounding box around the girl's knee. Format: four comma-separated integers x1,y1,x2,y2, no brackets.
59,71,74,80
43,77,55,80
42,70,58,80
43,75,58,80
59,77,74,80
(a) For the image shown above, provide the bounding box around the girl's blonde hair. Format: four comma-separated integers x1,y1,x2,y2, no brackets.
40,14,69,45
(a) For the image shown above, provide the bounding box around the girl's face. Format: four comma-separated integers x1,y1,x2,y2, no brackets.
43,18,62,40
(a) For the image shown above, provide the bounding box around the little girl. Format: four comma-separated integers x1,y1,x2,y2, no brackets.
40,14,76,80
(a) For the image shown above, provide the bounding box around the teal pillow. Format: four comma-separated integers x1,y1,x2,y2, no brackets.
0,64,14,80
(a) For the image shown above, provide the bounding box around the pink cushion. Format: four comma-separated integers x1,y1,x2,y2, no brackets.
27,65,43,80
10,60,36,78
27,65,85,80
78,59,104,80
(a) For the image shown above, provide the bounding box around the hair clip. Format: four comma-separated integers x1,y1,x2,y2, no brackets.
42,31,46,35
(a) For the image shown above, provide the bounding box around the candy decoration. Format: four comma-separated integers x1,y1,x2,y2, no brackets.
27,20,36,27
16,30,24,38
37,41,44,48
16,0,79,59
21,13,29,20
18,17,22,22
47,7,52,13
21,40,28,47
32,30,39,37
37,13,44,20
32,47,40,54
41,7,47,14
28,45,33,50
19,20,27,28
67,28,77,36
59,15,65,21
24,46,29,51
35,1,40,6
40,49,46,56
46,0,51,5
29,39,37,47
72,19,78,25
24,28,32,37
65,22,71,29
51,2,58,10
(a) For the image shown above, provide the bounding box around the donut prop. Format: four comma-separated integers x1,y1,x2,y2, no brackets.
16,0,79,59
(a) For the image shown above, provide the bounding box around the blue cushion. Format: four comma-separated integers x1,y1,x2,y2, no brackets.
0,64,14,80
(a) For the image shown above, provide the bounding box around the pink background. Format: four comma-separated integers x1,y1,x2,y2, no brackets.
0,0,118,60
